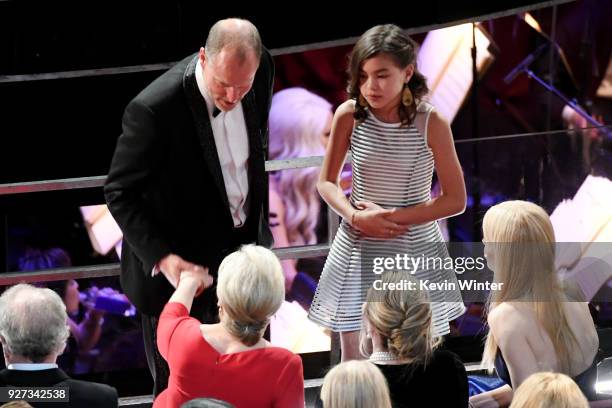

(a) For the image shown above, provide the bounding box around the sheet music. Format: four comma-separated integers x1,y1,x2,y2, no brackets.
418,23,493,122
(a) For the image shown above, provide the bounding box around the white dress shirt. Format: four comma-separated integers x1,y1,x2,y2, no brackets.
152,60,252,277
8,363,59,371
196,59,250,227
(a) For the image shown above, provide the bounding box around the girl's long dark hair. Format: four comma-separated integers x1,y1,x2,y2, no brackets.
348,24,428,126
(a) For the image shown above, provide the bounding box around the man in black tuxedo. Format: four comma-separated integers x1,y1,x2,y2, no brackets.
104,18,273,395
0,284,118,407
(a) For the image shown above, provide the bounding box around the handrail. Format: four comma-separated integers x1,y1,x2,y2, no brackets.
0,156,333,196
0,0,572,84
4,121,611,196
0,245,332,282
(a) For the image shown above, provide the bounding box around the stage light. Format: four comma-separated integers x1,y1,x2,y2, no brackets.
522,12,542,34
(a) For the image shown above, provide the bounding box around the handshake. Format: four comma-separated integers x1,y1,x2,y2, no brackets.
158,253,214,296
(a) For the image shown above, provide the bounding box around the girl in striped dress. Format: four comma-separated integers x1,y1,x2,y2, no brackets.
308,24,467,360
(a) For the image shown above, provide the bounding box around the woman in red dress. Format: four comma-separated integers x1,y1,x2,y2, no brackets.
154,245,304,408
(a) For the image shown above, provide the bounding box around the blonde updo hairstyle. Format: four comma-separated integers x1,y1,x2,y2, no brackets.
216,245,285,346
361,270,440,364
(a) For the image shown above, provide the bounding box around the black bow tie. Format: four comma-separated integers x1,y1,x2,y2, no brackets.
212,107,221,118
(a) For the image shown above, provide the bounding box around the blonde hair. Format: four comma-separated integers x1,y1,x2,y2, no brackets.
320,360,392,408
481,200,580,374
510,372,589,408
216,245,284,346
0,402,34,408
269,87,332,246
361,271,440,364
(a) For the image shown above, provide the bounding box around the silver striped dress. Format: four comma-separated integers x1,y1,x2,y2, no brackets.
308,102,465,334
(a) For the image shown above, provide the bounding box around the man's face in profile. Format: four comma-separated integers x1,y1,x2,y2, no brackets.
200,46,258,112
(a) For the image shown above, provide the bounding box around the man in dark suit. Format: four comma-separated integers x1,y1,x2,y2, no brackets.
0,284,118,407
104,18,273,395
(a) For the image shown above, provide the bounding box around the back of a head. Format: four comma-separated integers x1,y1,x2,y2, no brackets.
0,401,34,408
181,398,235,408
363,271,439,364
17,247,72,299
320,360,392,408
483,200,555,246
217,245,284,346
205,18,262,63
18,247,72,271
0,284,69,362
482,200,557,301
510,372,589,408
269,87,331,160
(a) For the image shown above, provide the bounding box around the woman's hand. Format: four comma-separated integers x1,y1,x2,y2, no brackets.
179,267,213,297
352,201,409,238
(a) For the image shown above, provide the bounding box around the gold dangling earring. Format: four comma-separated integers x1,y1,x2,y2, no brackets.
402,84,413,107
358,94,368,108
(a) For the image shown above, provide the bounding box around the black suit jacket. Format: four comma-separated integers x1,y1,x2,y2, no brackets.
104,51,274,317
0,368,118,407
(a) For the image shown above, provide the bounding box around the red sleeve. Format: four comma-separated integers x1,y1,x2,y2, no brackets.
273,354,304,408
156,302,193,361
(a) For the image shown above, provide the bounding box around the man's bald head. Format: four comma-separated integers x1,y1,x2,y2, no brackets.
205,18,262,63
0,284,69,363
